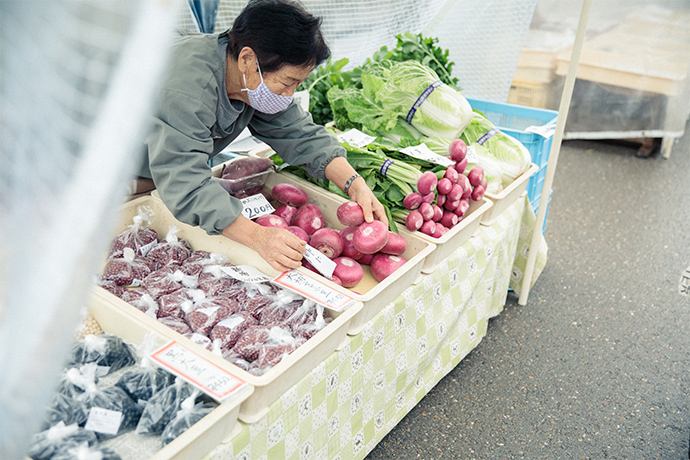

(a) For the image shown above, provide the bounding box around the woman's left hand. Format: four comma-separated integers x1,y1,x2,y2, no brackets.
347,176,388,226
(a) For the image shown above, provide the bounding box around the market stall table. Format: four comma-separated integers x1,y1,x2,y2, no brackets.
206,195,547,460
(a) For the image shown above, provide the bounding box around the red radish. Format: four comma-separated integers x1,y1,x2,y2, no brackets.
336,201,365,227
358,253,375,265
467,166,484,187
432,224,446,238
471,185,485,201
332,257,364,288
380,232,407,256
420,220,436,236
447,183,463,202
273,204,297,224
288,225,309,242
461,185,472,200
272,183,308,207
329,275,343,286
436,193,446,207
457,174,470,194
292,204,325,236
454,199,470,217
302,258,318,274
417,171,438,195
454,158,468,175
431,204,444,222
255,214,289,229
371,254,407,282
444,199,460,211
437,177,452,195
419,202,434,221
339,227,363,260
440,211,458,228
403,192,423,210
422,192,435,204
310,228,343,259
480,177,488,190
449,139,467,162
405,211,423,231
353,220,389,254
444,167,459,184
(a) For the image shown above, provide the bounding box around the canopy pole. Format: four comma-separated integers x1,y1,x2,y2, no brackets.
518,0,592,306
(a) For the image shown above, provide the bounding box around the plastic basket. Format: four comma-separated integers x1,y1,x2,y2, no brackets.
466,98,557,220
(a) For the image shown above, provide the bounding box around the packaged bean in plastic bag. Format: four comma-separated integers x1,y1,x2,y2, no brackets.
157,288,192,319
27,422,98,460
209,312,258,351
259,289,304,328
254,327,305,371
68,333,135,375
77,366,142,439
95,276,125,298
55,364,97,399
102,248,153,286
160,393,215,447
181,251,228,276
287,300,330,340
50,442,122,460
136,377,193,435
107,205,158,259
142,267,198,301
181,290,234,336
238,282,276,319
157,315,192,336
145,225,192,269
197,264,243,297
232,325,271,362
41,392,89,430
121,291,158,318
114,335,173,403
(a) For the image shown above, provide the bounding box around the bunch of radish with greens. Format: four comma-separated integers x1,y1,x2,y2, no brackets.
392,139,486,238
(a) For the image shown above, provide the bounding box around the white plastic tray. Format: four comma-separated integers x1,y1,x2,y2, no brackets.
481,163,538,226
98,196,363,424
86,291,253,460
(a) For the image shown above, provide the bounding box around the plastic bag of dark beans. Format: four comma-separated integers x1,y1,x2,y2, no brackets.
161,396,215,446
259,290,304,328
286,300,330,340
51,442,122,460
145,225,192,269
41,392,89,430
156,289,192,319
114,337,174,403
68,333,135,374
255,327,305,370
209,312,258,351
103,248,153,286
136,378,193,435
220,350,252,372
28,422,99,460
107,206,158,259
180,251,228,276
141,267,198,301
232,326,271,362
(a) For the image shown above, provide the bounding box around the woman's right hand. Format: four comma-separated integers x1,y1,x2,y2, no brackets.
222,215,306,273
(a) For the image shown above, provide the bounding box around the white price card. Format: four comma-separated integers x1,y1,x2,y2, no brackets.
273,269,355,311
85,407,122,435
465,144,479,163
525,120,556,138
337,128,377,149
220,264,272,284
401,144,454,167
150,341,248,403
240,193,275,220
303,244,336,279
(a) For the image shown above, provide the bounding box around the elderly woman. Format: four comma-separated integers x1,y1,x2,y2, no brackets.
138,0,386,272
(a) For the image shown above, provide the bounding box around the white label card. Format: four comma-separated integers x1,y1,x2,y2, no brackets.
150,341,248,403
465,145,479,163
85,407,122,435
273,269,355,312
525,122,556,138
240,194,275,220
219,264,272,284
402,144,454,167
337,128,377,149
293,90,310,112
303,245,336,279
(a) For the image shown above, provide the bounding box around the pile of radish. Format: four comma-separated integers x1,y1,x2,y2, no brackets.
255,183,408,287
399,139,486,238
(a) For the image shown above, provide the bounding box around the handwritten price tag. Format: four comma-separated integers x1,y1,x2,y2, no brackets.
465,144,479,163
219,264,272,284
273,269,355,311
401,144,454,167
85,407,122,435
303,245,336,279
150,341,247,403
240,194,274,220
337,128,377,149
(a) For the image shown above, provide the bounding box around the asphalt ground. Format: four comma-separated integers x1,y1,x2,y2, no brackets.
366,124,690,459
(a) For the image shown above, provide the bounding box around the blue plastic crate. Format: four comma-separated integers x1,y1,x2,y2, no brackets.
465,98,557,215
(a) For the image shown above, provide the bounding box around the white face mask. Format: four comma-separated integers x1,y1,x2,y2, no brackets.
242,60,293,114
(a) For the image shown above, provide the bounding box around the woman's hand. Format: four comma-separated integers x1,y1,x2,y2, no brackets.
222,216,306,272
346,176,388,226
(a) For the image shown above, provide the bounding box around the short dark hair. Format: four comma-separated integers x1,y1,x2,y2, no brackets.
227,0,330,73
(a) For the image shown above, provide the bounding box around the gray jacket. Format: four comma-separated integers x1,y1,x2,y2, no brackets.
141,30,345,235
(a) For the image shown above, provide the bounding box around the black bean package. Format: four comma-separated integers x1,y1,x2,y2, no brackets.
99,213,333,376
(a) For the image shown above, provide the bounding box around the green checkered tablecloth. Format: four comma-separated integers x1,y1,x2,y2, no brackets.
209,195,546,460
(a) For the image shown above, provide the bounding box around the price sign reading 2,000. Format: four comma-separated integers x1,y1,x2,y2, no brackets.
240,194,275,220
